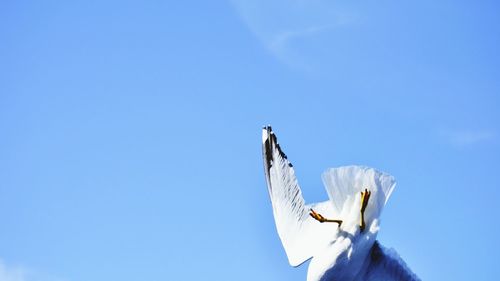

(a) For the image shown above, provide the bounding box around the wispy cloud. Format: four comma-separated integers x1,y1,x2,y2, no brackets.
268,24,335,54
0,260,27,281
230,0,360,70
441,129,496,147
0,260,66,281
266,24,337,71
270,25,323,50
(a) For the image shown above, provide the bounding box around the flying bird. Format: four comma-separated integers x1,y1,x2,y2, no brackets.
262,126,420,281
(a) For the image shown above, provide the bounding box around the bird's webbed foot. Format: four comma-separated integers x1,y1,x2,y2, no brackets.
360,188,371,232
309,209,342,226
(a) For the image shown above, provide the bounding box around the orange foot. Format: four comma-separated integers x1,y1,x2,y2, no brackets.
360,188,371,232
309,209,342,226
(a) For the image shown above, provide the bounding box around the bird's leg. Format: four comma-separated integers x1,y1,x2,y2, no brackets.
360,188,371,232
309,209,342,226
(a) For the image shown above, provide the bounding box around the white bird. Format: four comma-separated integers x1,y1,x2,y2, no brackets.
262,126,420,281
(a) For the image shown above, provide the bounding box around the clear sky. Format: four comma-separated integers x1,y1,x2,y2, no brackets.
1,1,499,280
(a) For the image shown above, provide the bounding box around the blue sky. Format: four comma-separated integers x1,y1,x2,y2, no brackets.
1,1,499,280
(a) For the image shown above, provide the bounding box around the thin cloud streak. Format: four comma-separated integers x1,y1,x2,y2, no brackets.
230,0,360,71
0,260,25,281
267,24,337,72
441,129,496,147
269,24,336,53
0,260,67,281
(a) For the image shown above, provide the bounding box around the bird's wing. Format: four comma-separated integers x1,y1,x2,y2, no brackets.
362,241,421,281
262,126,339,267
321,166,395,223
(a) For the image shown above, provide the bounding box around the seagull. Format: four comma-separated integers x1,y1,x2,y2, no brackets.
262,126,420,281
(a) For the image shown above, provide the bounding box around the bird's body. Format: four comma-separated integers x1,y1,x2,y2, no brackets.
262,126,419,281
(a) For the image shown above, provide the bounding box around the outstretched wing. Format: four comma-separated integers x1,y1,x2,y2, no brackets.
363,241,421,281
262,126,338,266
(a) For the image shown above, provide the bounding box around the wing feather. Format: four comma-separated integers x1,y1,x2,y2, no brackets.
262,126,338,266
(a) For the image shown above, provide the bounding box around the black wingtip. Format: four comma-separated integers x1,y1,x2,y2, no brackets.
263,129,273,168
261,126,289,162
